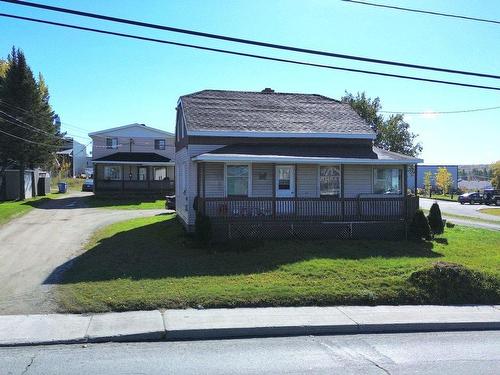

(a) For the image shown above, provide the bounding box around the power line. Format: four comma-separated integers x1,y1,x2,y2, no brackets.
0,104,89,140
341,0,500,26
0,127,62,148
2,0,500,80
2,13,500,92
380,105,500,115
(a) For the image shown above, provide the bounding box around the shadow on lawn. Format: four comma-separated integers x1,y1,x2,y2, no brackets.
45,216,443,284
22,195,162,210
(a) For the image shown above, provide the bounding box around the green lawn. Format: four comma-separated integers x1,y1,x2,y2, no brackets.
84,196,165,210
0,193,59,225
425,194,458,202
56,214,500,313
479,208,500,217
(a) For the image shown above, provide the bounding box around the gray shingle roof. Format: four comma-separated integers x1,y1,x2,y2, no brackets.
93,152,171,163
180,90,375,136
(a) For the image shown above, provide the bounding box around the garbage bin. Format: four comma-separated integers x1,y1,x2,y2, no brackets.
57,182,67,193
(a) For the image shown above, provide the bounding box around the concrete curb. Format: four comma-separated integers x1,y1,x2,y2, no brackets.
0,305,499,346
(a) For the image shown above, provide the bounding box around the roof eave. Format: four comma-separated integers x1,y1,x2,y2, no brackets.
186,130,376,140
192,153,423,164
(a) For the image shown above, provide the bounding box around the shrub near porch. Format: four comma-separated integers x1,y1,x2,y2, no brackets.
56,215,500,313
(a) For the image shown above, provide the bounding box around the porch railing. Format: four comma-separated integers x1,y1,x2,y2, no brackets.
198,196,419,222
95,179,175,192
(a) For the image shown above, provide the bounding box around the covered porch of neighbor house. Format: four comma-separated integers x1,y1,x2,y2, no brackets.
93,152,174,194
189,146,422,239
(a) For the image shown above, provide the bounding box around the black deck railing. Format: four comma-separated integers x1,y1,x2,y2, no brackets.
199,196,419,222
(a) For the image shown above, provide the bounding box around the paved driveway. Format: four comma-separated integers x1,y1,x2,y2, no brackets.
0,192,166,315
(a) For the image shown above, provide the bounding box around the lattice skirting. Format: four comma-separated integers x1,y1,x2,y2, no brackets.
211,221,406,241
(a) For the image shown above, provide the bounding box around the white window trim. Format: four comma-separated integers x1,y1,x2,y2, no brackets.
372,166,404,196
155,139,166,150
106,137,118,149
224,163,252,197
104,165,122,180
317,165,341,197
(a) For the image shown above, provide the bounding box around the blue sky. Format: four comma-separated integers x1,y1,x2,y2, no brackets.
1,0,499,164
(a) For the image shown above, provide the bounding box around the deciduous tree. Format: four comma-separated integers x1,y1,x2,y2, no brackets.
342,91,422,157
491,161,500,189
435,167,453,195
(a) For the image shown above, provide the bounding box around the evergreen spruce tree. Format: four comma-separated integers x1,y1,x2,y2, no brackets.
0,47,62,199
427,202,444,235
409,209,432,241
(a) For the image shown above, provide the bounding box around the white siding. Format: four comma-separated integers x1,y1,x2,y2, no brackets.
252,163,273,197
297,164,319,198
204,163,225,197
344,165,373,198
174,147,189,226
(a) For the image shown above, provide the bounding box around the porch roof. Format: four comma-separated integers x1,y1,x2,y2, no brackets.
192,144,423,164
92,152,173,165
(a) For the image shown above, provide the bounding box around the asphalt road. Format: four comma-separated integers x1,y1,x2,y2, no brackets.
1,331,499,374
419,198,500,230
419,198,500,220
0,192,165,315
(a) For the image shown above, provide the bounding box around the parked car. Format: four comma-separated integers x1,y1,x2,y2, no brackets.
458,192,483,205
81,179,94,192
165,195,175,210
482,189,500,206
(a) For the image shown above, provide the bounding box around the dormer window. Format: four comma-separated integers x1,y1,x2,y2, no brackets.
155,139,166,150
106,137,118,149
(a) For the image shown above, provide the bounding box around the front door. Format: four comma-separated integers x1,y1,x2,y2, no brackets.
275,165,295,197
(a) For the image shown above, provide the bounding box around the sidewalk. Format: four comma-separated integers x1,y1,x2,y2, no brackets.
1,305,499,346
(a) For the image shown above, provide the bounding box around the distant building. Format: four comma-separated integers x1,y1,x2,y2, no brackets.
56,137,87,177
408,165,459,191
458,180,492,192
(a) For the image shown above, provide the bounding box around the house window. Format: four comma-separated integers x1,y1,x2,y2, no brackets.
138,167,147,181
153,167,167,181
104,166,121,180
226,165,249,196
373,168,402,194
155,139,166,150
106,137,118,149
319,166,341,197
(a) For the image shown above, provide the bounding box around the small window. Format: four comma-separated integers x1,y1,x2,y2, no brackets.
104,166,121,180
106,137,118,149
373,168,402,195
226,165,249,196
155,139,166,150
320,166,341,197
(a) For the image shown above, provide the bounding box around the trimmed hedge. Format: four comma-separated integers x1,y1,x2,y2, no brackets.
409,209,432,241
408,262,500,304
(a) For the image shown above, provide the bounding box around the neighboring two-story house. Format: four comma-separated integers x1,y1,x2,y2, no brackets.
90,123,175,194
175,89,422,240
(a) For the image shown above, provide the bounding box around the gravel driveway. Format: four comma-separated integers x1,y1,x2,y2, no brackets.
0,192,166,315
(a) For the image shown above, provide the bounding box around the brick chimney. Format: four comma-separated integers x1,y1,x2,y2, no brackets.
261,88,275,93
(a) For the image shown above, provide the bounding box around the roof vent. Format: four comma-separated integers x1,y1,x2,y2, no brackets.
261,88,275,93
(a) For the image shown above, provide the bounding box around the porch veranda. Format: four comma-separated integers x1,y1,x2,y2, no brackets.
194,161,419,223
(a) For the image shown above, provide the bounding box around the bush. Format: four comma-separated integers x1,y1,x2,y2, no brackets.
409,209,431,241
408,262,500,304
195,212,212,245
427,202,444,235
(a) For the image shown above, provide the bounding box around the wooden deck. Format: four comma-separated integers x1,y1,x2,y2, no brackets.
199,196,419,223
